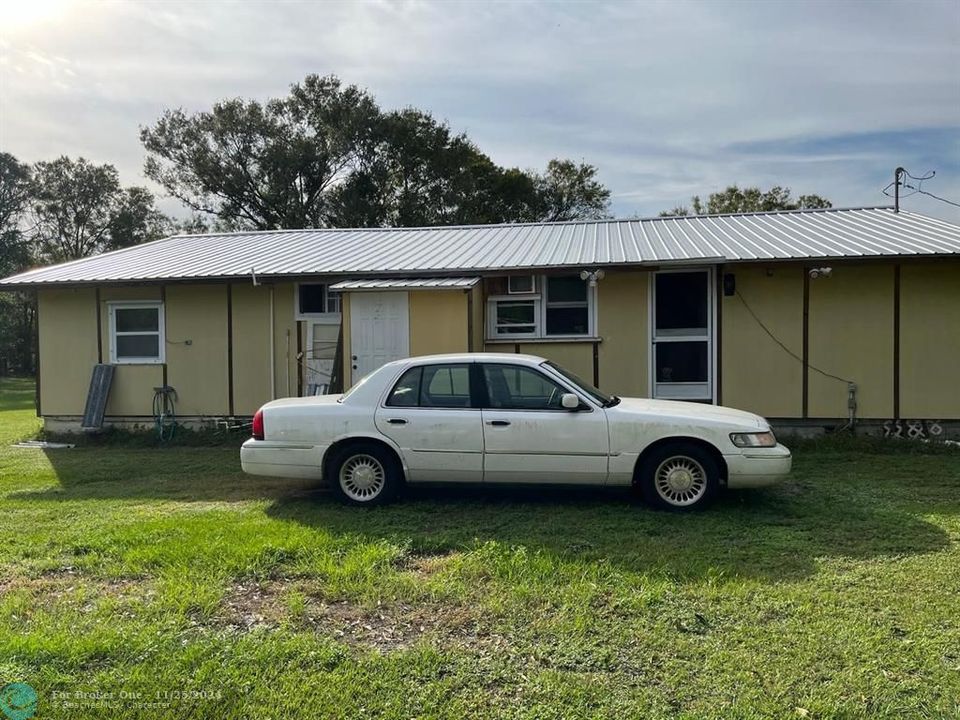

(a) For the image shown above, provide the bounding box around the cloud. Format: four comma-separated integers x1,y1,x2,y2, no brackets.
1,0,958,222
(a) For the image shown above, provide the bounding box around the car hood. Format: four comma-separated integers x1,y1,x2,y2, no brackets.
608,397,767,430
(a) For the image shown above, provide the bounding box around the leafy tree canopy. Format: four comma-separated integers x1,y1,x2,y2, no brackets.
30,156,169,262
660,185,832,217
141,74,611,230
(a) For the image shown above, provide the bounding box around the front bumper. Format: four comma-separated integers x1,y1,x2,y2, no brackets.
723,443,792,488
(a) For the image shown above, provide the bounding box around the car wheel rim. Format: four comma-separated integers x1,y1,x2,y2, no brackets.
339,454,386,502
654,455,707,506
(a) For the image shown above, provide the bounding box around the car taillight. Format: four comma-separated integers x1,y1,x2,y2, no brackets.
252,409,264,440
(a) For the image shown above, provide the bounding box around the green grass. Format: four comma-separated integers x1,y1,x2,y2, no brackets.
0,376,958,719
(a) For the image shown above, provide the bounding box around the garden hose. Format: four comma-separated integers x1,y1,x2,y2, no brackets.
152,385,177,441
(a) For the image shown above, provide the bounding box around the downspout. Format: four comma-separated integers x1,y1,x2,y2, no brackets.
285,328,291,397
269,285,276,400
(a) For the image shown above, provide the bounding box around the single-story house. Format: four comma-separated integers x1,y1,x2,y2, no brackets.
2,206,958,435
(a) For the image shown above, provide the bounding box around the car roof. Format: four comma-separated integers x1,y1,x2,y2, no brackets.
386,352,547,367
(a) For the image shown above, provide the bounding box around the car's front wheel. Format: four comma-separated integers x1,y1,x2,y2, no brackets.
638,443,719,511
328,442,402,506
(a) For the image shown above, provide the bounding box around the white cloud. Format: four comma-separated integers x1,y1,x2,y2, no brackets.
1,0,958,221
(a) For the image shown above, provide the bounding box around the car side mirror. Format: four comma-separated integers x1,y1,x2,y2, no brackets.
560,393,581,410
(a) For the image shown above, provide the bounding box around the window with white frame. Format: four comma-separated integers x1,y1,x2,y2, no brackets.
296,283,341,318
487,274,595,340
109,302,164,364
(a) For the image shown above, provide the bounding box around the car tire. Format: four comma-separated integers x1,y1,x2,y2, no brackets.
637,442,719,512
328,442,403,507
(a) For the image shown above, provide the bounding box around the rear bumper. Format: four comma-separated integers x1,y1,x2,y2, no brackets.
724,443,792,488
240,439,325,480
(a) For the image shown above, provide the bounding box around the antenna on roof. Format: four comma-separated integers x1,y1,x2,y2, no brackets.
894,167,905,213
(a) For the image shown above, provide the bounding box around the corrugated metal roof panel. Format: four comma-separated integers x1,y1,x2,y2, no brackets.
330,277,479,291
2,207,958,286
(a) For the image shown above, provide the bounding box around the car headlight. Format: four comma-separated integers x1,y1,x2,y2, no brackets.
730,431,777,448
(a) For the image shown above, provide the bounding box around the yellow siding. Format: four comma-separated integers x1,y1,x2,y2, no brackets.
721,266,804,417
38,288,98,416
409,290,469,357
231,283,272,415
809,264,894,418
165,285,229,417
515,342,594,381
597,270,648,396
100,286,163,416
272,283,298,400
900,261,960,419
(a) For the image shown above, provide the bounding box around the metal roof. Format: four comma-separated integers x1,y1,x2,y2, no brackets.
330,277,479,291
2,207,959,287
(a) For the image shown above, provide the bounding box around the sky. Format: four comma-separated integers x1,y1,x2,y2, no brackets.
1,0,958,223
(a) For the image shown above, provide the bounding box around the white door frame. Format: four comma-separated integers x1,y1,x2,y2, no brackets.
648,266,717,403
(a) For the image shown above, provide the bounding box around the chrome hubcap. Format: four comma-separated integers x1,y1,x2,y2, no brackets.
339,454,386,502
654,455,707,506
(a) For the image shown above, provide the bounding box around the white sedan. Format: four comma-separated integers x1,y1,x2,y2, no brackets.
241,353,791,511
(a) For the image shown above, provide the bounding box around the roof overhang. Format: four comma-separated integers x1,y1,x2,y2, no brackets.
329,277,480,291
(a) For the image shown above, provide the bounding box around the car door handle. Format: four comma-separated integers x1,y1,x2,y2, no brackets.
486,420,511,427
386,418,408,425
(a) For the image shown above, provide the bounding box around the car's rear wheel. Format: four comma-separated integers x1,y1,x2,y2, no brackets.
638,443,719,511
329,443,402,506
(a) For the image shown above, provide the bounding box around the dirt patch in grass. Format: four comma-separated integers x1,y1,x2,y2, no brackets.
215,577,494,653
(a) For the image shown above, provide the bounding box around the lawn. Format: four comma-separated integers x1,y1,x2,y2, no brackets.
0,377,958,719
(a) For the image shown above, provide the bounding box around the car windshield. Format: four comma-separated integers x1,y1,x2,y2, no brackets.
543,361,616,407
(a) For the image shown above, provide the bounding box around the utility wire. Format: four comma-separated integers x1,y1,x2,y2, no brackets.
914,188,960,209
883,168,960,208
735,290,853,385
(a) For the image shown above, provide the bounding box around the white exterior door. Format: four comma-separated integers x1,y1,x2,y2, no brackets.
650,268,715,401
479,363,609,484
349,291,409,383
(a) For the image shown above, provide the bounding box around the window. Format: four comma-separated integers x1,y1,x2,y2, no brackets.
486,274,594,340
508,275,535,294
492,299,538,337
386,367,422,407
385,364,472,408
482,364,569,410
296,283,341,318
109,302,164,364
544,276,589,335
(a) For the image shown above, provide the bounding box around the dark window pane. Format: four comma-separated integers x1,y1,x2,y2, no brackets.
116,334,160,359
655,272,708,333
655,342,708,383
545,306,589,335
115,307,158,332
547,275,586,303
419,364,471,408
483,364,566,410
386,367,422,407
299,284,326,314
497,301,535,325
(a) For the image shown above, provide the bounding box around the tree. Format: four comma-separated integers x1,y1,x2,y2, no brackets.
532,159,610,222
0,153,36,376
141,73,611,229
660,185,832,216
0,152,34,277
30,156,169,261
